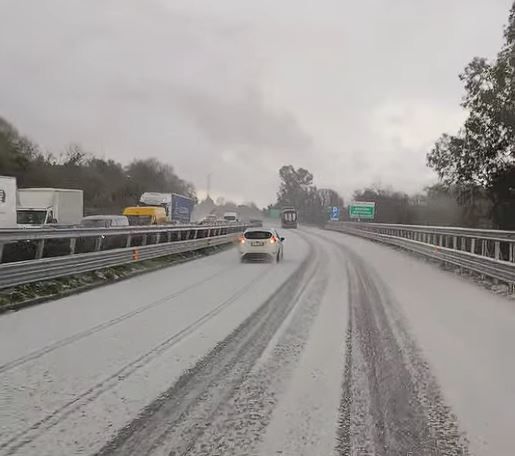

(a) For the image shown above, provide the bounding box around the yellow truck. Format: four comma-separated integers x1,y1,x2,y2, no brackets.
122,206,167,225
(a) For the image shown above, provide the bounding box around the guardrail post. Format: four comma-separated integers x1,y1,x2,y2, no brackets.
453,236,458,250
141,235,147,246
0,243,4,263
94,236,103,251
470,238,476,254
510,243,515,263
493,241,501,284
167,232,172,243
126,234,132,248
69,238,77,254
155,232,161,244
438,235,443,247
460,238,466,251
35,240,45,259
481,240,487,256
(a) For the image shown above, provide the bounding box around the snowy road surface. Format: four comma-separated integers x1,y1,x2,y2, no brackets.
1,227,515,455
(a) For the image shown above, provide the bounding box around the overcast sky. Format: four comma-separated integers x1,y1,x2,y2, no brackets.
0,0,512,206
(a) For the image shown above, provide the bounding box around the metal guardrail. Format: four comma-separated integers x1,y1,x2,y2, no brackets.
326,222,515,287
0,223,237,242
339,221,515,242
0,233,238,289
0,223,249,289
0,223,248,263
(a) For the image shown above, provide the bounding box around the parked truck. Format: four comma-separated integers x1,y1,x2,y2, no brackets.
17,188,83,226
0,176,17,228
138,192,194,224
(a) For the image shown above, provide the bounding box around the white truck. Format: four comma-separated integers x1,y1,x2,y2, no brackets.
0,176,17,228
17,188,83,226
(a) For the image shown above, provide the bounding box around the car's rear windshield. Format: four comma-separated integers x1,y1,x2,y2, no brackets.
244,231,272,239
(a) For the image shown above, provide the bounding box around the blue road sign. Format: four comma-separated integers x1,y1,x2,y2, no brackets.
330,206,340,221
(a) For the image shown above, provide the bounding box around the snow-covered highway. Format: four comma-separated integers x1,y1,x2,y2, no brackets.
1,227,514,455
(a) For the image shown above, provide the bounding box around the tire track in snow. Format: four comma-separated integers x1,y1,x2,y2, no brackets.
93,242,318,456
0,265,239,376
329,237,470,456
0,264,270,456
179,245,327,456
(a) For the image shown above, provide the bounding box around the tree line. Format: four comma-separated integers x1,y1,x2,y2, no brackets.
427,3,515,229
273,164,483,226
0,117,195,215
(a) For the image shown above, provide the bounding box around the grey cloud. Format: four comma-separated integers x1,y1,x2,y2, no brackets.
0,0,512,206
174,87,313,151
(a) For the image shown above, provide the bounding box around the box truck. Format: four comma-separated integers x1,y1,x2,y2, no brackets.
139,192,194,224
17,188,83,226
0,176,17,228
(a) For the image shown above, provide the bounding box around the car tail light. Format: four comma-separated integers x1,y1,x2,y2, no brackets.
239,235,246,244
270,236,277,244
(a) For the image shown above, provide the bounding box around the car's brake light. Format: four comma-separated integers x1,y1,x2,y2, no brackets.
239,235,245,244
270,236,277,244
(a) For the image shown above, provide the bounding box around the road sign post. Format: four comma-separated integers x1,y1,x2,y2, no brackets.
329,206,340,221
348,201,375,220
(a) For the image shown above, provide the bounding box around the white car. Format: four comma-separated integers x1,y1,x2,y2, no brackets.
238,227,284,263
80,215,129,228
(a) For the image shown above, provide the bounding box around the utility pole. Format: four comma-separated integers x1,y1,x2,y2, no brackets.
207,172,212,199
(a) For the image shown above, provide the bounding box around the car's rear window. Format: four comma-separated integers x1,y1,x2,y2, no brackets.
244,231,272,239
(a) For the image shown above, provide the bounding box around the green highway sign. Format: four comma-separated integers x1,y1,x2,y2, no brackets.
269,208,281,219
349,201,375,219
